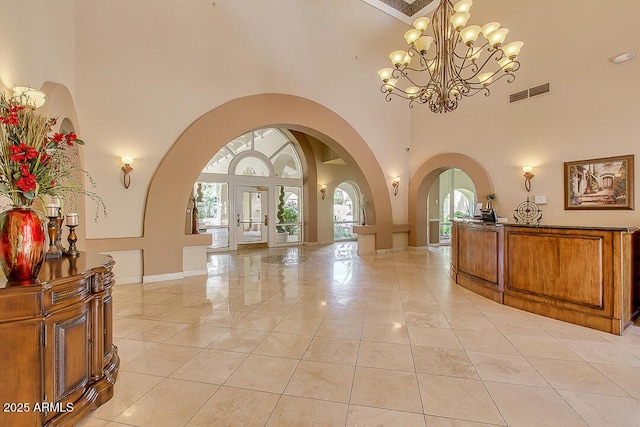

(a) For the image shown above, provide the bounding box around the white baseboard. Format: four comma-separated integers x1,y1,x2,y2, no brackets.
143,272,185,283
184,268,207,277
116,275,143,285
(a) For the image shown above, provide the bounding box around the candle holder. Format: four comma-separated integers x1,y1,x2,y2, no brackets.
55,216,65,252
65,225,80,257
45,215,63,259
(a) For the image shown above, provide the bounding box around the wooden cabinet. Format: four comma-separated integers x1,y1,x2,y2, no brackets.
0,254,119,427
451,221,640,335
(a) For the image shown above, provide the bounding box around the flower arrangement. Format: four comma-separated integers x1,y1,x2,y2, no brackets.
0,92,105,216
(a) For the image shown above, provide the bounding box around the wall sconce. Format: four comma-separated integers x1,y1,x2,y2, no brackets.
522,167,534,192
392,177,400,196
12,86,46,108
320,185,327,200
121,156,134,189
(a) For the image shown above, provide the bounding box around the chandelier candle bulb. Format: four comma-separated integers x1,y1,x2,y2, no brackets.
487,28,509,47
454,0,473,13
450,12,470,30
413,17,430,31
378,68,393,82
503,41,524,59
460,25,482,45
406,86,420,98
404,29,422,45
481,22,501,38
415,36,434,54
384,79,398,92
390,50,407,67
66,213,79,227
477,72,493,85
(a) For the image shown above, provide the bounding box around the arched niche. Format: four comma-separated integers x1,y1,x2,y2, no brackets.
408,153,494,247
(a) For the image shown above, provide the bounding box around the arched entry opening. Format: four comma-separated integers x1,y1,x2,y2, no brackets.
333,182,360,241
141,94,394,278
409,153,494,248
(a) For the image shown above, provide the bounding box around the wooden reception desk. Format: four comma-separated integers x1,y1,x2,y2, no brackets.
451,221,640,335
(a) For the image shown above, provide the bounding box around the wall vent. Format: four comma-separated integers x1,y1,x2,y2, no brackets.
509,82,550,104
509,89,529,103
529,83,550,97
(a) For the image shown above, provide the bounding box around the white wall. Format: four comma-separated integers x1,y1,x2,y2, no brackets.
410,0,640,227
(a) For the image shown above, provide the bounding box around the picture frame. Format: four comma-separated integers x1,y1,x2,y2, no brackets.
564,154,634,210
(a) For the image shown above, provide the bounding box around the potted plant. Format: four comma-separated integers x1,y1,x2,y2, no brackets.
485,193,497,209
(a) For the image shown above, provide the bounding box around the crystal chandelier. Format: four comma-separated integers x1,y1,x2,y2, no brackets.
377,0,523,113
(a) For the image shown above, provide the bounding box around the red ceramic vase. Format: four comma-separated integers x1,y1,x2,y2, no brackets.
0,206,46,285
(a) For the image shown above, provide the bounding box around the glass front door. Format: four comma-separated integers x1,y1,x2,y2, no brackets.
235,186,268,246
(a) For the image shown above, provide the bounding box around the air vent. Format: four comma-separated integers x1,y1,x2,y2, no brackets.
509,82,550,104
509,90,529,103
529,83,550,97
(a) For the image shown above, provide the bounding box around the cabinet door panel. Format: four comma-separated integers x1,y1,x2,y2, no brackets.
0,321,42,427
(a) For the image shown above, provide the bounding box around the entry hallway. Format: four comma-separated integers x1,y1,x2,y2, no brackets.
79,243,640,426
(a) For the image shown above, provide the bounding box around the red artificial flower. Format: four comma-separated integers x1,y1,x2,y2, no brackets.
39,152,51,165
52,133,64,143
19,163,30,175
0,114,19,126
65,133,77,146
9,143,40,162
16,173,36,192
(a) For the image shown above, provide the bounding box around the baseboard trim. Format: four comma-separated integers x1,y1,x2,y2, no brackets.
143,272,185,283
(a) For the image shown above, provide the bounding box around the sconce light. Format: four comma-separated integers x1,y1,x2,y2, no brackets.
522,167,534,192
121,156,134,189
12,86,46,108
392,177,400,196
320,185,327,200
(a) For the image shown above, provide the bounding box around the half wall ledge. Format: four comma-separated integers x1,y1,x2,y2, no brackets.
353,224,410,255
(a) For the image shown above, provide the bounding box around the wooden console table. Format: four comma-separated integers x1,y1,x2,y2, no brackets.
451,221,640,335
0,253,119,426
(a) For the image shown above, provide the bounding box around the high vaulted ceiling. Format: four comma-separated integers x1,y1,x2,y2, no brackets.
361,0,438,23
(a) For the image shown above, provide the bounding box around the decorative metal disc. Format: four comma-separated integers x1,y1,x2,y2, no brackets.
513,197,543,225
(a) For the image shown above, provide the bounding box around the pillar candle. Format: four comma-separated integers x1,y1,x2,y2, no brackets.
66,213,79,226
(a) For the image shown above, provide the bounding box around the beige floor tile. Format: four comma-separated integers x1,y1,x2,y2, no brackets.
559,338,640,366
186,386,279,426
528,357,627,396
286,303,330,319
361,321,410,344
113,338,158,364
114,378,218,426
404,311,450,328
407,325,462,349
505,334,581,360
445,313,499,332
454,330,519,355
592,363,640,398
346,405,427,427
485,382,586,426
232,312,284,331
126,303,182,320
351,367,423,413
559,389,640,427
207,328,268,353
112,317,154,338
403,300,444,313
303,336,360,365
325,306,366,322
357,341,415,371
266,395,348,427
489,317,550,336
170,349,247,384
316,319,363,340
201,310,248,327
164,324,228,347
412,345,479,379
74,418,109,427
423,415,501,427
417,374,504,425
284,360,355,403
364,308,406,324
225,354,299,393
124,321,191,343
90,371,164,420
467,351,549,387
253,301,296,315
253,332,313,358
123,344,201,377
272,316,324,335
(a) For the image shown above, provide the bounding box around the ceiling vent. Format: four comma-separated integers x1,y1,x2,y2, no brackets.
509,83,550,104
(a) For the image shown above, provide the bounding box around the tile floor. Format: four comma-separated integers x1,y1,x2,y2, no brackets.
77,243,640,427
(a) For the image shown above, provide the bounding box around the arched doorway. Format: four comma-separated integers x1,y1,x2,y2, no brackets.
333,182,360,241
427,168,476,245
409,153,494,248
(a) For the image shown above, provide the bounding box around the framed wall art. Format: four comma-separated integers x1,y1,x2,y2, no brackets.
564,154,634,210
